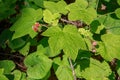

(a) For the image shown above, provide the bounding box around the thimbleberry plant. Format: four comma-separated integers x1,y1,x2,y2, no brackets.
0,0,120,80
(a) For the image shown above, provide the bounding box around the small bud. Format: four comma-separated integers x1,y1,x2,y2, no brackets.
92,41,97,46
92,49,96,53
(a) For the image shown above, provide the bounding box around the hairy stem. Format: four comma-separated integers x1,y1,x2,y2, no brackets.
69,58,77,80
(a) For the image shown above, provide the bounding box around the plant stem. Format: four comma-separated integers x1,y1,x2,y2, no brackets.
69,58,77,80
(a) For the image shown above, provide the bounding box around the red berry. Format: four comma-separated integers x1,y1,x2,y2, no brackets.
32,26,38,32
34,22,40,28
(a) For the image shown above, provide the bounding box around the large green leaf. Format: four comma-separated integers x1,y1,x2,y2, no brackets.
66,0,97,24
98,34,120,61
42,25,86,60
10,8,43,39
0,60,15,74
67,7,97,24
75,58,112,80
44,0,67,14
24,53,52,79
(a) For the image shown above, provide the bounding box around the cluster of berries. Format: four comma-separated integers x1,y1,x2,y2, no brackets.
32,22,41,32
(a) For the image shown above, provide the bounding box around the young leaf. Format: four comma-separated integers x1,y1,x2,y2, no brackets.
24,53,52,79
43,9,60,26
10,8,43,39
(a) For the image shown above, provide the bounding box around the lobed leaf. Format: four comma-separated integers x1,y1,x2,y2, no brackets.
10,8,43,39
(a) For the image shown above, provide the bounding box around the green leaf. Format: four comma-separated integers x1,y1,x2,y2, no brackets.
66,0,88,10
19,42,30,56
8,36,28,50
87,0,97,8
0,60,15,74
98,34,120,61
0,0,16,20
56,65,73,80
90,20,105,34
24,53,52,79
0,75,8,80
75,58,111,80
66,0,97,24
117,0,120,5
44,0,67,14
42,25,86,60
115,8,120,18
68,8,97,24
12,70,22,80
43,9,60,26
0,29,13,48
97,15,120,35
10,8,43,39
0,68,4,74
37,38,53,57
29,0,44,8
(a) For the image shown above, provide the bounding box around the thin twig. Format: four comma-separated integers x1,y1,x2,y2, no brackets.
60,18,83,28
69,58,77,80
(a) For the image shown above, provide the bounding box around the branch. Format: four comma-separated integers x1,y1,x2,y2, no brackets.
60,18,83,28
69,58,77,80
